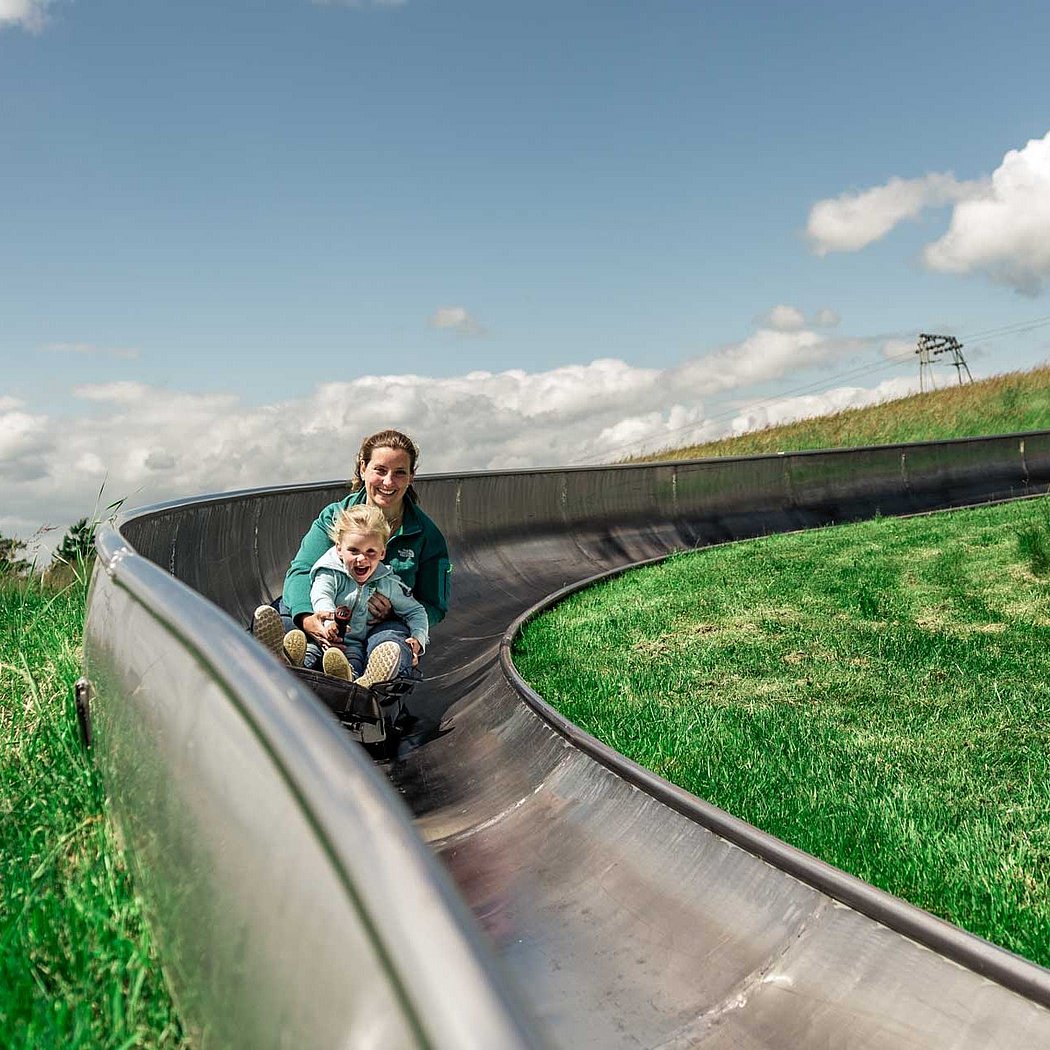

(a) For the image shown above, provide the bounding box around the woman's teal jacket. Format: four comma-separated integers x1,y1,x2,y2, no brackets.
282,489,451,628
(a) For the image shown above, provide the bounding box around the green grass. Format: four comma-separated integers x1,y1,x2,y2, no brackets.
629,364,1050,461
0,569,186,1048
513,496,1050,966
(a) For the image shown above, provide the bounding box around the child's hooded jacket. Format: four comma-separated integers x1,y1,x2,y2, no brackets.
309,547,430,650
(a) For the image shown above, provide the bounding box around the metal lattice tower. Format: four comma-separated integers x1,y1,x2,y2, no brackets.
916,333,973,392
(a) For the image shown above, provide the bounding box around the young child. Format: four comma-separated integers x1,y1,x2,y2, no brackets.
285,503,430,686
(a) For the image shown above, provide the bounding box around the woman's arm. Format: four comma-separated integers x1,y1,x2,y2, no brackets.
412,533,451,628
283,501,343,623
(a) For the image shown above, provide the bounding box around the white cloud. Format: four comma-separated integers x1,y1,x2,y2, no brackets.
807,173,984,255
0,0,51,32
807,131,1050,296
923,132,1050,295
880,337,916,362
428,306,486,337
44,342,140,360
672,327,865,397
760,305,841,332
813,308,840,328
4,318,906,556
0,407,51,481
74,381,157,404
728,376,921,436
764,305,806,331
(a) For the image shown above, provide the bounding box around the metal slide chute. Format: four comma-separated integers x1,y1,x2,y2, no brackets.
83,433,1050,1047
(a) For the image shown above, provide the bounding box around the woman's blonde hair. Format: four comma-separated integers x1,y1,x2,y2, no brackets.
349,429,421,502
327,504,391,546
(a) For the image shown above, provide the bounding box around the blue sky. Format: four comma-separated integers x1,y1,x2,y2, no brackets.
3,0,1050,552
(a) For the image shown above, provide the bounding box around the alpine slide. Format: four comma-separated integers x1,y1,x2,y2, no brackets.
81,433,1050,1048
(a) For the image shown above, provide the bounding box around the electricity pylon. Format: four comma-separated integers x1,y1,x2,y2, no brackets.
916,333,973,391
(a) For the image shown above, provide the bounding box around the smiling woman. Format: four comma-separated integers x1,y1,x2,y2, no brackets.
252,428,452,681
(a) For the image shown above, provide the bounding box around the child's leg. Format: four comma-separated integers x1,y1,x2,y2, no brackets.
363,620,419,680
302,640,323,670
342,638,367,679
321,637,366,681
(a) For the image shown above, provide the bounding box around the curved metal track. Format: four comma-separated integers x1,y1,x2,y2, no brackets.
83,434,1050,1048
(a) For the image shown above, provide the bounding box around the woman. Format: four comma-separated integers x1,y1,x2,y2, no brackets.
255,429,451,678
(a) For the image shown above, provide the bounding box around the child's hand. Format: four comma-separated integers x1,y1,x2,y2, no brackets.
406,637,422,666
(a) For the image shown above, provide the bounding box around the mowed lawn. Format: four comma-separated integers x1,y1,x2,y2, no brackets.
514,495,1050,967
0,572,186,1048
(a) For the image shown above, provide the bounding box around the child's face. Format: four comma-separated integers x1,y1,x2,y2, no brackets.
336,529,386,585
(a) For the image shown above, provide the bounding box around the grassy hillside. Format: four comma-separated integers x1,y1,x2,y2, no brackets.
516,362,1050,968
632,364,1050,461
514,496,1050,967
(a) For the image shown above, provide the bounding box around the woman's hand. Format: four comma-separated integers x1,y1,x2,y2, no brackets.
367,592,393,624
302,612,339,647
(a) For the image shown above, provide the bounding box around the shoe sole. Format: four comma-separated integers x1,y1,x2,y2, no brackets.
355,641,402,688
284,629,307,667
322,647,353,681
253,605,287,662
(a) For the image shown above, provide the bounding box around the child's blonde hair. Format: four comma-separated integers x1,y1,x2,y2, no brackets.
327,504,391,546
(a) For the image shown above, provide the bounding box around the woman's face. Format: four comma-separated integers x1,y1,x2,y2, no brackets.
361,446,414,513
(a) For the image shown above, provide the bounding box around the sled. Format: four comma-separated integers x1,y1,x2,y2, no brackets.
289,666,416,754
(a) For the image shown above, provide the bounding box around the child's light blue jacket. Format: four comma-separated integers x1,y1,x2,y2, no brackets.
309,548,430,650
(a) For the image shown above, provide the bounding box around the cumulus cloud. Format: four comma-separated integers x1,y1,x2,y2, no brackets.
428,305,486,337
672,327,866,397
807,173,984,255
0,406,52,482
728,376,921,436
807,131,1050,295
0,0,51,32
879,337,916,362
44,342,140,360
4,318,901,556
763,304,806,331
923,132,1050,295
74,381,158,404
760,305,842,331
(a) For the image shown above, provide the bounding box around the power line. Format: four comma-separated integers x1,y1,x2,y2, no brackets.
955,314,1050,342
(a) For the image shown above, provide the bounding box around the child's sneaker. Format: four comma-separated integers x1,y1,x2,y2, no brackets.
283,629,307,667
253,605,287,663
322,647,353,681
355,641,402,688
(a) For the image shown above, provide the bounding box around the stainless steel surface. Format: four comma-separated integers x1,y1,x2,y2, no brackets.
85,526,541,1050
84,433,1050,1047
